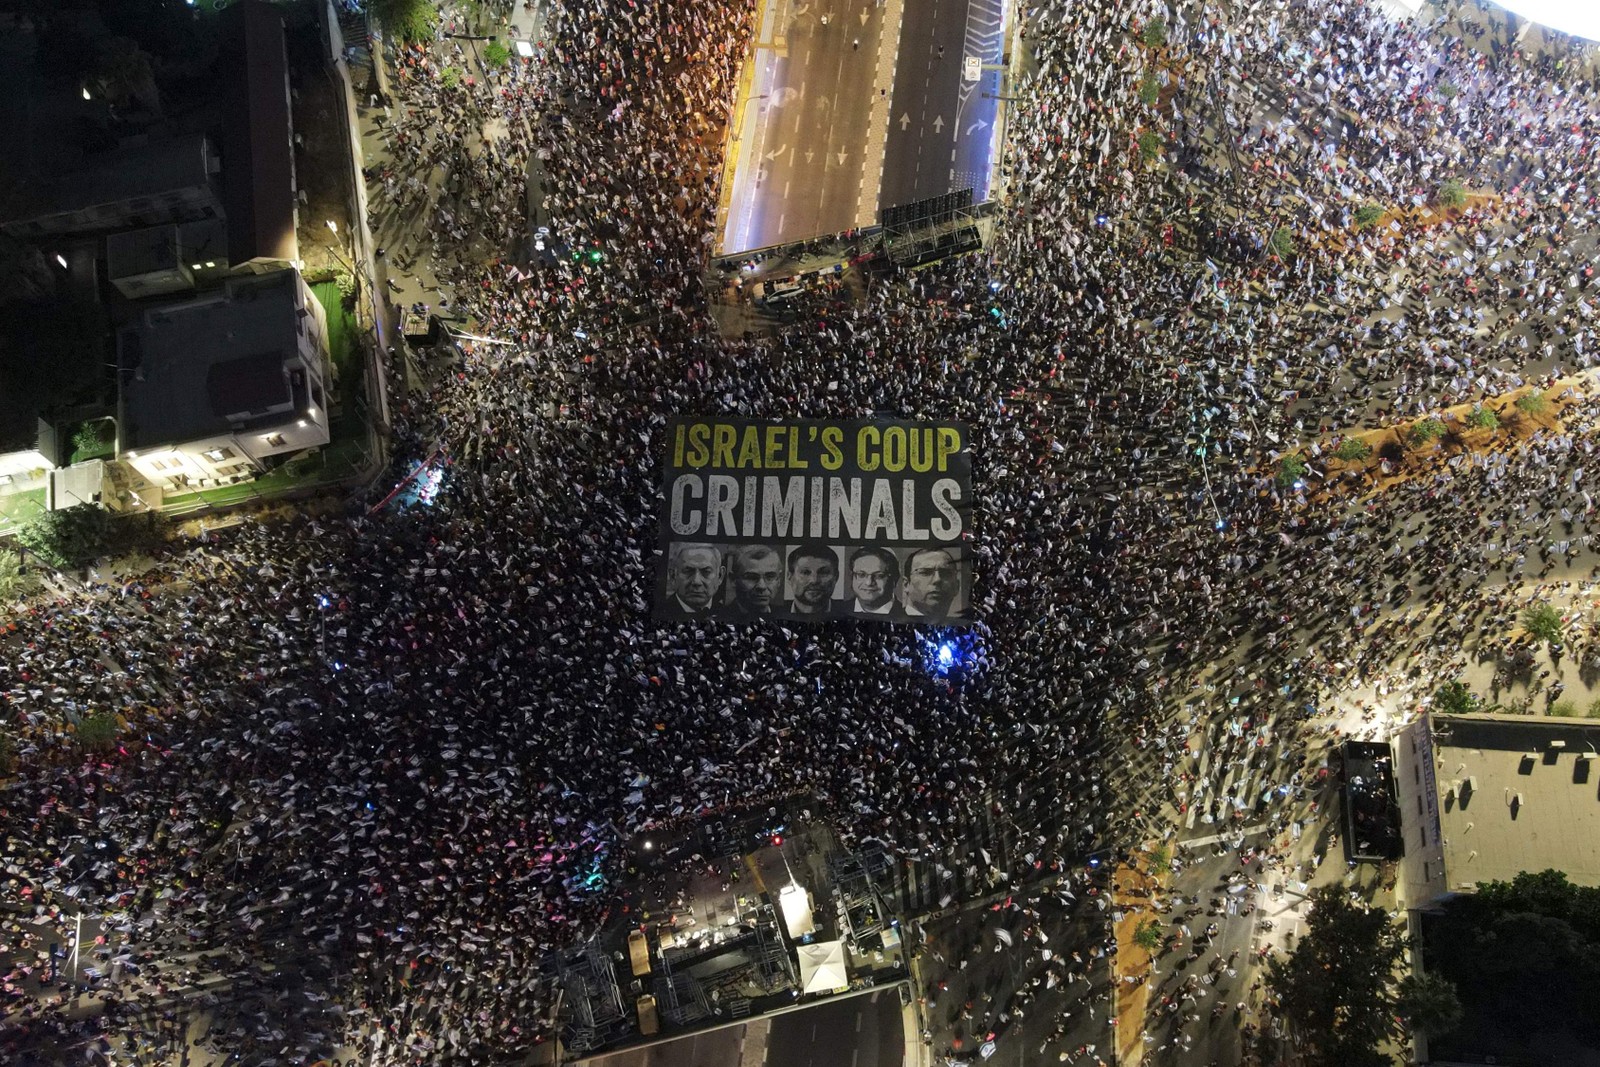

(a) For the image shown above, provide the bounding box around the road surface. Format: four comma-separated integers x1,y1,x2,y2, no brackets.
719,0,1006,255
585,989,903,1067
880,0,1004,211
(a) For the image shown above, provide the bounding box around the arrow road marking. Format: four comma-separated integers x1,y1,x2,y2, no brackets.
932,115,945,132
836,151,848,166
965,119,989,136
899,113,911,131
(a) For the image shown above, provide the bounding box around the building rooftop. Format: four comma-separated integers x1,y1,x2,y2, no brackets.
1433,715,1600,894
118,270,311,451
0,134,218,231
221,0,297,267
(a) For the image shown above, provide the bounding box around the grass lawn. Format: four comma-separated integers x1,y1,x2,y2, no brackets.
311,281,363,404
159,416,372,511
0,487,47,531
66,418,116,465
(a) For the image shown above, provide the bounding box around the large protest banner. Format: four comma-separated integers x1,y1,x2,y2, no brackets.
656,417,974,624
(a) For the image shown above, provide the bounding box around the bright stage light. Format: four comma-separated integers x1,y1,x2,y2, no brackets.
937,642,955,669
1488,0,1600,42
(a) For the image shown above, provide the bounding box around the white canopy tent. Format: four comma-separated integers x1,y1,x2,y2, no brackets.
778,884,816,940
796,940,849,995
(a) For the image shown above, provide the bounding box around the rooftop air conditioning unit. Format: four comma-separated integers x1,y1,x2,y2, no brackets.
1549,740,1567,750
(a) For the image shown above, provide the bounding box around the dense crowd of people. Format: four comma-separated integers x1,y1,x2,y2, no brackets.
4,0,1600,1063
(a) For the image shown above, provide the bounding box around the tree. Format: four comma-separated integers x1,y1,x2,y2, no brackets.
1148,842,1171,870
1588,698,1600,719
91,36,161,114
483,40,512,68
1138,129,1161,163
441,65,461,89
1266,886,1407,1066
1353,204,1384,230
370,0,438,42
1522,602,1564,647
1425,870,1600,1046
1433,680,1479,716
1550,699,1579,717
1438,179,1467,210
1333,437,1373,462
1515,390,1549,417
1409,417,1447,447
75,710,119,753
1140,16,1167,47
72,418,114,461
1137,73,1160,107
1132,918,1164,952
1268,226,1295,259
1277,453,1308,488
14,504,112,569
1465,406,1499,431
0,301,110,449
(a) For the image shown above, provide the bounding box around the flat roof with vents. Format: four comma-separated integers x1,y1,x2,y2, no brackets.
118,270,309,451
1432,715,1600,892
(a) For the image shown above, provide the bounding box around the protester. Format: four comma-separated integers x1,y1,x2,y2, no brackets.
5,0,1600,1062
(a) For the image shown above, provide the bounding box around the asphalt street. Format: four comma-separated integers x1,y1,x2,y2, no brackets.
721,0,885,253
587,1026,744,1067
880,0,1004,210
766,988,904,1067
584,989,902,1067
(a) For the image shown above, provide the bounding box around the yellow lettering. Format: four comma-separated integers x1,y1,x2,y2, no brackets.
789,425,808,468
764,425,785,468
906,427,933,472
856,426,880,471
819,426,843,470
737,425,762,468
881,426,906,472
686,423,711,468
936,426,961,472
712,423,736,469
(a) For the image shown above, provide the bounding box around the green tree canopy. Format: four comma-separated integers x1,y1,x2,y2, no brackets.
1409,417,1447,446
1132,918,1163,951
1332,437,1373,462
370,0,438,42
1266,886,1407,1066
1515,390,1549,416
1277,453,1308,488
1396,972,1463,1037
0,301,110,450
15,504,113,569
1354,203,1384,230
1522,602,1564,647
75,710,119,753
1433,680,1479,716
1424,871,1600,1050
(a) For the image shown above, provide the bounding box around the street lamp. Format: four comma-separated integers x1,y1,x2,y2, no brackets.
324,220,359,292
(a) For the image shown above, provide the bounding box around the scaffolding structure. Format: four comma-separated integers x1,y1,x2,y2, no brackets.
831,846,896,947
550,939,628,1055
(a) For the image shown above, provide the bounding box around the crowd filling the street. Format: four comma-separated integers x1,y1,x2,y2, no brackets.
5,0,1600,1064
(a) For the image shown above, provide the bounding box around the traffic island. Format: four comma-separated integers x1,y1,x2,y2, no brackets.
1111,848,1170,1066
